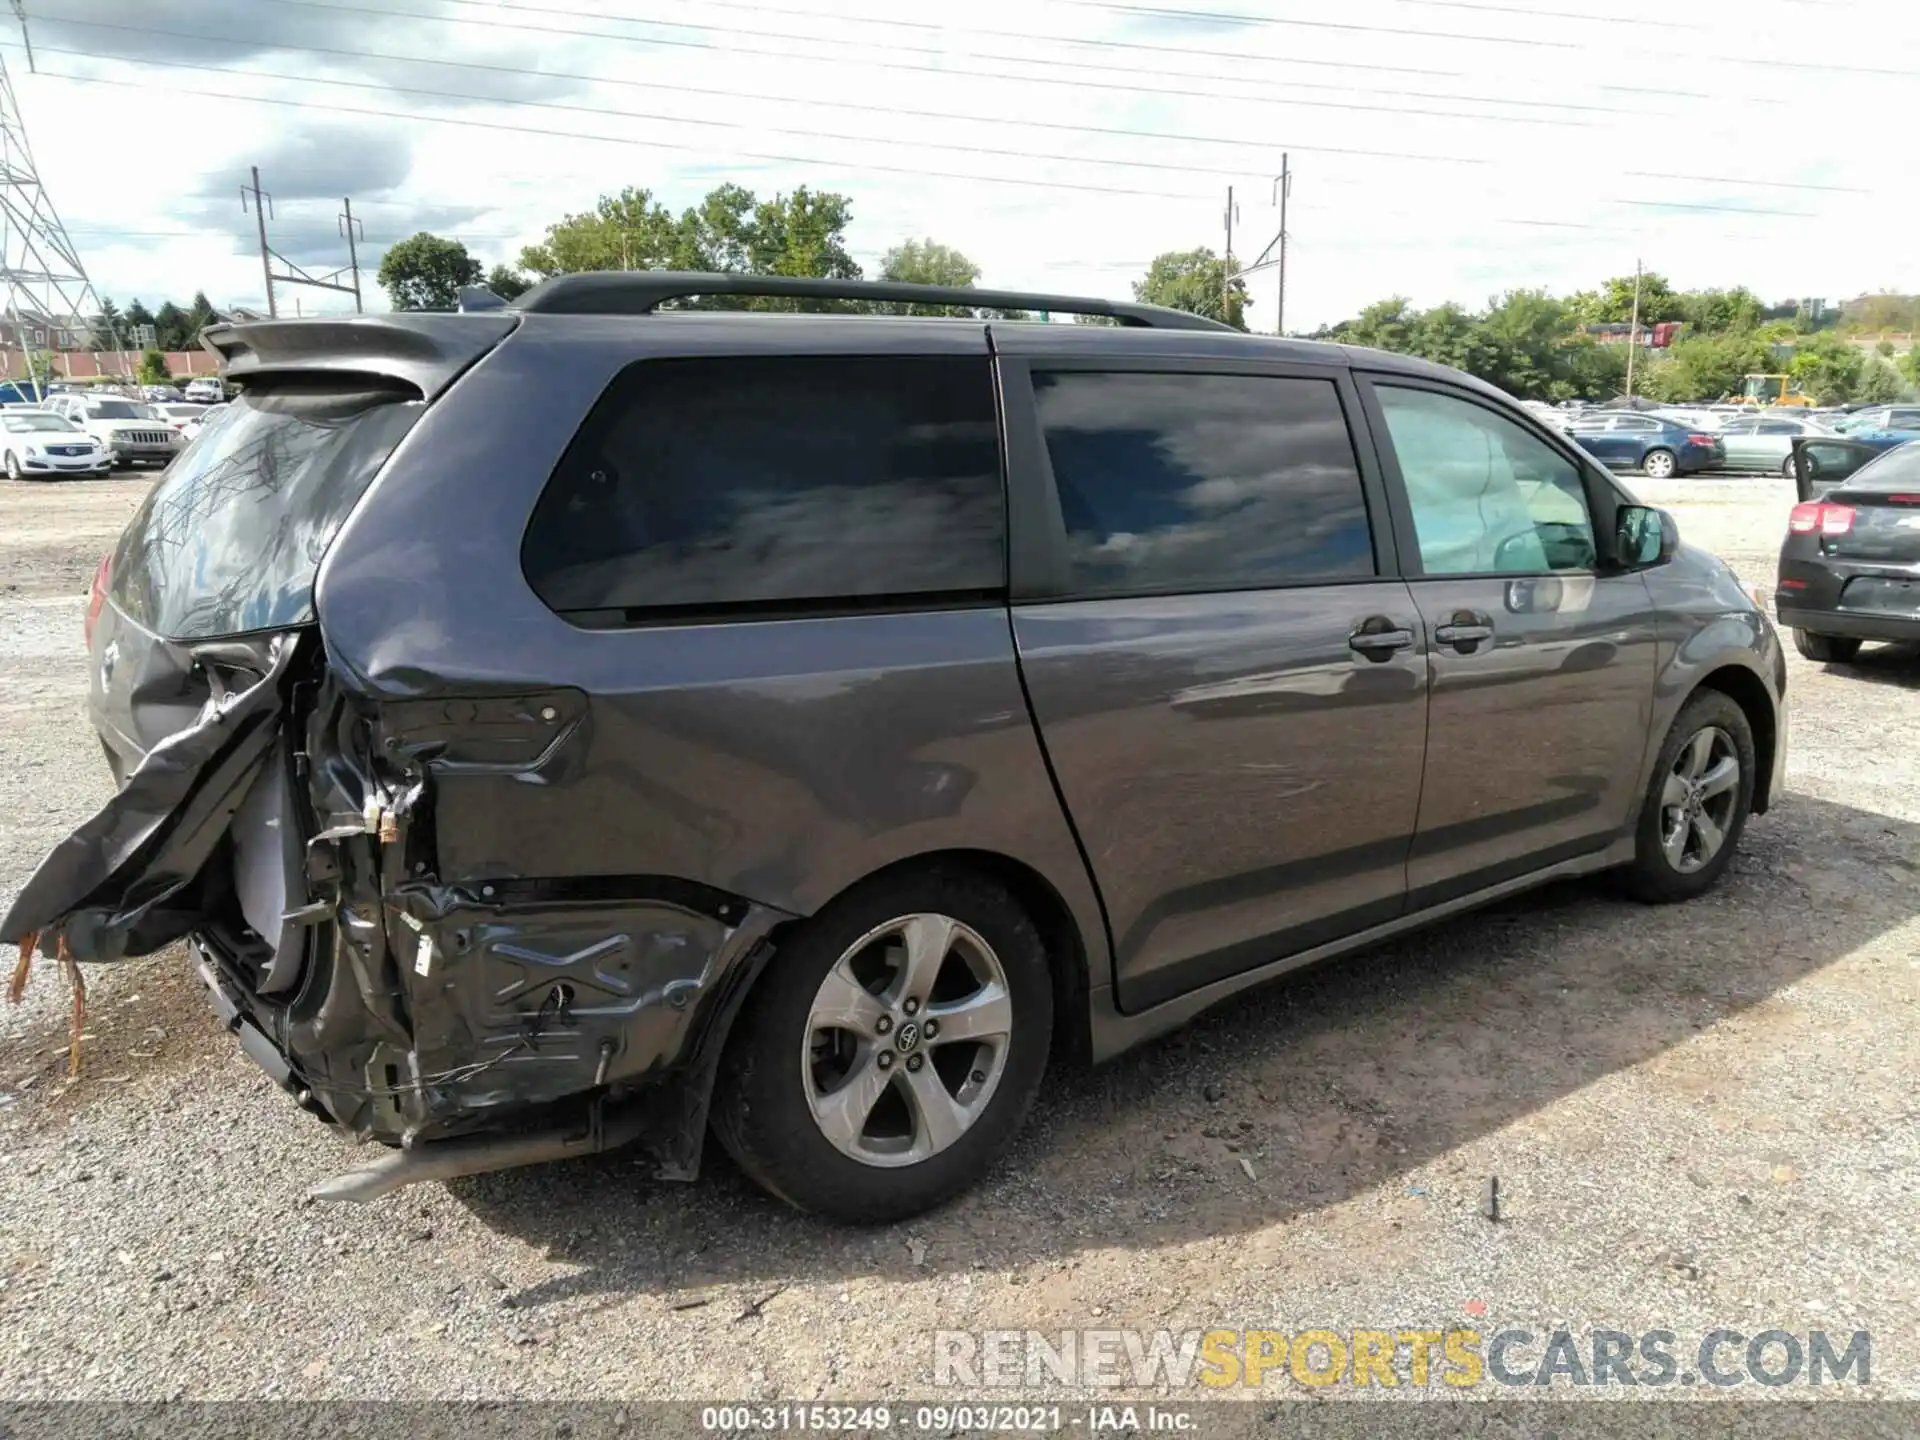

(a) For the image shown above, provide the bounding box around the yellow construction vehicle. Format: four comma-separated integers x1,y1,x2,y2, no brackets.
1733,373,1815,407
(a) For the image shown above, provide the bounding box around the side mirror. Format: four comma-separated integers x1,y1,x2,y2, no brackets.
1615,504,1677,570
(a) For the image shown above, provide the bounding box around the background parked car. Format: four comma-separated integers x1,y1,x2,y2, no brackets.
178,401,227,444
1779,438,1920,663
1567,412,1725,477
141,385,185,404
0,408,112,480
183,376,226,404
1716,414,1840,475
153,402,208,436
1836,405,1920,436
42,393,185,470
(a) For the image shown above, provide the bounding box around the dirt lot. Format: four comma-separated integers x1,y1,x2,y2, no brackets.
1,472,1916,1404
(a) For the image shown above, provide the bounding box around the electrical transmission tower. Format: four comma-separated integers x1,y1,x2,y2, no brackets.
0,37,127,394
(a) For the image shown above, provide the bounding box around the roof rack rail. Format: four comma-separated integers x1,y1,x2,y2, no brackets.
508,270,1234,332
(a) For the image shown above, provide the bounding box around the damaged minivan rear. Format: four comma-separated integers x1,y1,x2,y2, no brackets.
4,295,1106,1222
5,273,1782,1224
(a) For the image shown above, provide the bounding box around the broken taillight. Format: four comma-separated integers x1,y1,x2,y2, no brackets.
1787,502,1854,536
84,552,111,648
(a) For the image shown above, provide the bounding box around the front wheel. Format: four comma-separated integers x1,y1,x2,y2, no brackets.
1642,448,1678,480
2,451,19,481
712,868,1053,1223
1793,629,1862,663
1620,690,1755,903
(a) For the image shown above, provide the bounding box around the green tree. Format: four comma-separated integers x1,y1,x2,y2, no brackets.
1583,272,1684,325
1474,289,1578,400
519,187,687,277
1855,356,1903,404
485,264,531,301
1330,297,1415,352
153,301,190,352
516,183,862,310
122,299,156,346
1876,338,1895,357
1663,331,1771,401
1902,346,1920,387
136,349,171,385
378,232,484,311
90,297,124,352
1788,332,1864,404
1563,338,1628,400
1133,248,1249,330
736,186,861,300
185,291,219,338
1679,286,1762,335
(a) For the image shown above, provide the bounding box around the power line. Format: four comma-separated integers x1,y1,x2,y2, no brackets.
48,14,1629,120
29,58,1848,248
1020,0,1920,75
10,43,1467,183
40,17,1519,171
36,33,1871,204
23,63,1208,201
216,0,1600,127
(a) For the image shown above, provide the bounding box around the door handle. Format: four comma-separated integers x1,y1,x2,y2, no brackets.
1348,618,1415,661
1434,613,1495,652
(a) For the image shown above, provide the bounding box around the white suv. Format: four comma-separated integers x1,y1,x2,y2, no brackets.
45,393,184,470
183,376,225,404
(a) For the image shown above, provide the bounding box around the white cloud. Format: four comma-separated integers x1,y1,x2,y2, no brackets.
12,0,1918,328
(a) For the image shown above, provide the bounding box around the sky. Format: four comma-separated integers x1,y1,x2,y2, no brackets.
10,0,1917,334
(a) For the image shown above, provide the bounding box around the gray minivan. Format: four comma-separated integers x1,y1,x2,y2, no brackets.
2,273,1787,1223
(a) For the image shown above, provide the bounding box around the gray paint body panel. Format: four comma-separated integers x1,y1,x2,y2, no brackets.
314,313,1112,986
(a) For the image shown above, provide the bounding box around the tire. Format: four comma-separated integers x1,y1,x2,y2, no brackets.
2,451,18,481
1780,455,1799,479
712,866,1053,1223
1620,690,1755,904
1642,448,1678,480
1792,629,1862,663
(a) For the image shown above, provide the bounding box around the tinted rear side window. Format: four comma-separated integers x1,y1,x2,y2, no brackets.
521,356,1004,619
1032,371,1374,595
110,381,422,640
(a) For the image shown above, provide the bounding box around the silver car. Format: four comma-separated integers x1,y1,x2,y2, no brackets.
1716,415,1838,475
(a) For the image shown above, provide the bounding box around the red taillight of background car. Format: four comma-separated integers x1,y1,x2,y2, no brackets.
1788,502,1854,535
1686,433,1718,447
84,551,111,647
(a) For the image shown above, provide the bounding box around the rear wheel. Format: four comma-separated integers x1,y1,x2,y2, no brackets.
1621,690,1754,903
1642,448,1678,479
712,867,1053,1223
1792,629,1862,663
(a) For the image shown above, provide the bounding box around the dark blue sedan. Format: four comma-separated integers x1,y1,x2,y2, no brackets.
1566,413,1725,479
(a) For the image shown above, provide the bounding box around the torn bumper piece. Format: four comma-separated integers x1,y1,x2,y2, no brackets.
193,881,789,1202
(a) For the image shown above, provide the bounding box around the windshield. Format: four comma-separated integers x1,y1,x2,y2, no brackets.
85,400,157,420
1833,441,1920,494
4,413,79,433
109,382,423,640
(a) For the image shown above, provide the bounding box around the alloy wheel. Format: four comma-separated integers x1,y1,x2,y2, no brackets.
1659,726,1740,874
1643,450,1676,479
801,912,1013,1168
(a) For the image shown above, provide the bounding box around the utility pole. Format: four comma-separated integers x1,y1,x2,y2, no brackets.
1222,184,1234,321
338,197,364,313
243,166,276,317
1275,153,1291,336
1624,257,1643,400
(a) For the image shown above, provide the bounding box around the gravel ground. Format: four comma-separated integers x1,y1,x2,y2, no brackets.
2,471,1916,1404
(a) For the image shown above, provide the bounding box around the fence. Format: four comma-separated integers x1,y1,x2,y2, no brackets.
0,349,219,380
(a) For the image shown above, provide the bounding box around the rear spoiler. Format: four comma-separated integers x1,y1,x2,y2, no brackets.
200,313,519,400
